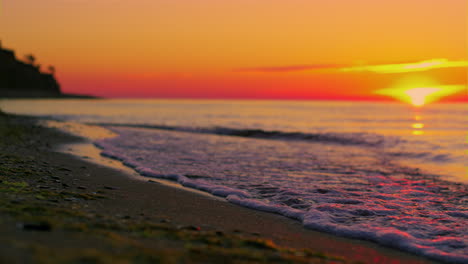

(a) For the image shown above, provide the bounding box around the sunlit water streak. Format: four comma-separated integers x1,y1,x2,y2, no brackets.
1,99,467,262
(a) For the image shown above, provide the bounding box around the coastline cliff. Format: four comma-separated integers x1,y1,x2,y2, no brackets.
0,42,94,98
0,42,61,98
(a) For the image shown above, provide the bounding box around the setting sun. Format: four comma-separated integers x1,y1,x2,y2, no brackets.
374,74,466,107
404,87,440,107
1,1,467,263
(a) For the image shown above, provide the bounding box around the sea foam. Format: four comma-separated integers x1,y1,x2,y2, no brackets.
95,126,467,263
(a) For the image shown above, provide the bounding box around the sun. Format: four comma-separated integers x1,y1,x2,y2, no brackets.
404,87,441,107
374,75,466,107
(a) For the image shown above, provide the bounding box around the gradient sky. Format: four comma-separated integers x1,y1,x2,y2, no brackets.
1,0,467,101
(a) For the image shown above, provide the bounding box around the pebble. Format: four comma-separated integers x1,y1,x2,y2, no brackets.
103,186,118,190
77,186,86,190
17,222,52,232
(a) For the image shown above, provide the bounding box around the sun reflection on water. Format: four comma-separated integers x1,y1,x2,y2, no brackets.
411,114,424,135
412,123,424,129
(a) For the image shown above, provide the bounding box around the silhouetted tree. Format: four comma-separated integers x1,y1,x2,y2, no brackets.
48,66,56,75
24,54,36,65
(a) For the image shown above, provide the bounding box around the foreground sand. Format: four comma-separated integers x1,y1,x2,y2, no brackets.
0,113,438,263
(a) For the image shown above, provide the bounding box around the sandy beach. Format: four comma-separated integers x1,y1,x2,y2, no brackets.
2,1,466,262
0,112,441,264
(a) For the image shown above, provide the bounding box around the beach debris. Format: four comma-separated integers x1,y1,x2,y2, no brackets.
103,186,118,190
17,221,52,232
160,219,170,223
77,186,86,190
58,167,72,172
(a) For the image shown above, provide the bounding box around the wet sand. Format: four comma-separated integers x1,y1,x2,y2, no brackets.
0,113,438,263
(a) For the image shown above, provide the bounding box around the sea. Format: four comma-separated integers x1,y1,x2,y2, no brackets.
1,99,467,263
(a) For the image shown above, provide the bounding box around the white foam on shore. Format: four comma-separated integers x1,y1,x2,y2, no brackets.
99,150,252,199
95,127,468,264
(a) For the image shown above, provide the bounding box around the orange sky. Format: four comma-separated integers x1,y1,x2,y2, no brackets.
1,0,467,101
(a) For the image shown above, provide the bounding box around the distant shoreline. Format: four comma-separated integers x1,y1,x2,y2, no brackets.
0,93,100,99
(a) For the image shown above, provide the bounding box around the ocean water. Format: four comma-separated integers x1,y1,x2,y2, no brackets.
1,99,467,263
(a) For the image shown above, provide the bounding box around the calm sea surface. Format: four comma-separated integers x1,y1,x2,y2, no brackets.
1,99,467,263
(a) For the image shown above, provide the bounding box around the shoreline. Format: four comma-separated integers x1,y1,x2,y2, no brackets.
0,113,438,263
48,118,439,263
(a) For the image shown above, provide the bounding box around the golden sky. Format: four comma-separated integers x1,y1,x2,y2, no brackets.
1,0,467,100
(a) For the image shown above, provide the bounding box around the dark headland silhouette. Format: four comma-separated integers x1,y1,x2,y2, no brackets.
0,41,96,98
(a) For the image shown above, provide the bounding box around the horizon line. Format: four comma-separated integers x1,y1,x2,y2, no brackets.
68,96,467,104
